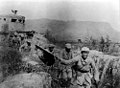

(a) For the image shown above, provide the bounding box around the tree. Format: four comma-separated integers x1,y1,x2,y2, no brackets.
0,47,22,78
100,37,105,52
105,35,111,52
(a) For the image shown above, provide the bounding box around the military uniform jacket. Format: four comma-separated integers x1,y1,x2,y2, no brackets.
60,49,74,70
60,55,99,82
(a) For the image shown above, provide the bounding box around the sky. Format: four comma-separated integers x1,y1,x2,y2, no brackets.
0,0,119,31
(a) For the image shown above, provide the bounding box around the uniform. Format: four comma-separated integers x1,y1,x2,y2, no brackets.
60,48,73,80
73,56,98,88
59,47,99,88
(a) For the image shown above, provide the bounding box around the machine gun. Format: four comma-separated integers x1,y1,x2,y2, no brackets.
35,45,76,67
35,45,56,66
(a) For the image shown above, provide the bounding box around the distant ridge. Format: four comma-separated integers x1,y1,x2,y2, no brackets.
25,18,120,42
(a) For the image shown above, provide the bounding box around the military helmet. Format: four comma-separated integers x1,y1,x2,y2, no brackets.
81,47,90,52
20,34,24,37
48,44,55,48
14,32,18,35
65,43,71,49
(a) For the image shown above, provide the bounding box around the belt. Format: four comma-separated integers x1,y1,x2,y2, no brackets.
76,68,90,73
79,70,89,73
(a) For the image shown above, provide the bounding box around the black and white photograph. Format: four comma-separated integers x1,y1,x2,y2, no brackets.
0,0,119,88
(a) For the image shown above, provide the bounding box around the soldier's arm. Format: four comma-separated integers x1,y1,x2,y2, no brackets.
59,55,80,64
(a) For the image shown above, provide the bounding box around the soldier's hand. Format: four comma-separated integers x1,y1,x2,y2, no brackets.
95,79,100,86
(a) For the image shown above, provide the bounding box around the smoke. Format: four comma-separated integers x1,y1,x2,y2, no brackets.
46,1,72,21
44,2,75,41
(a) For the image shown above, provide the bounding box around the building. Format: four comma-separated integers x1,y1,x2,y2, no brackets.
0,13,25,32
0,11,25,47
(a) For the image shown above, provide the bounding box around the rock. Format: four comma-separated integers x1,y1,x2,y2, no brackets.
32,33,48,48
98,55,119,88
0,72,52,88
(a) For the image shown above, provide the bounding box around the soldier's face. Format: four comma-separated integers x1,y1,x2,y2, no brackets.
65,47,71,52
49,47,54,52
81,51,89,60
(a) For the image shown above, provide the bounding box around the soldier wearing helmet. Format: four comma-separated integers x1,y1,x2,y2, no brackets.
81,47,90,60
59,43,73,87
44,44,56,56
48,44,55,54
19,40,32,53
59,47,99,88
62,43,73,60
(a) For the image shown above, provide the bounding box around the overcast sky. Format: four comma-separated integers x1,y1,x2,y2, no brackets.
0,0,119,31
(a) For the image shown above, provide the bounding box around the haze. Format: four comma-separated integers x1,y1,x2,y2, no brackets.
0,0,119,31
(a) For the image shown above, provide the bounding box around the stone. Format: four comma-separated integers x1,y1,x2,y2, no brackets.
0,72,51,88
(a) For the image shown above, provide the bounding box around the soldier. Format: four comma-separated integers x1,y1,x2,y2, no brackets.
60,43,73,87
45,44,59,75
11,35,20,49
19,34,24,45
59,47,99,88
19,40,31,53
46,44,55,55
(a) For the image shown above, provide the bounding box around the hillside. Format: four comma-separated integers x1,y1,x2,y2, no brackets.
25,18,120,42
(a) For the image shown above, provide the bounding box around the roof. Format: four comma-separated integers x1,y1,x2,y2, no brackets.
0,14,25,19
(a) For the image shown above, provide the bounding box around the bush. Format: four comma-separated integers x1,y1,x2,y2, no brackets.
0,47,22,78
